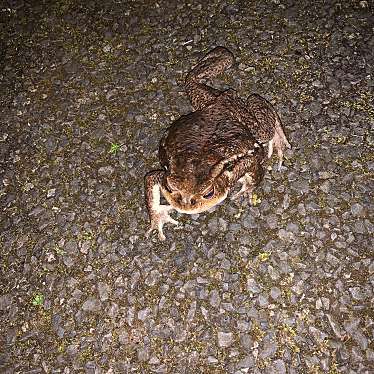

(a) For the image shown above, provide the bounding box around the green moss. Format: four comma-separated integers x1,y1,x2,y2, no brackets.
258,251,271,262
31,293,44,306
250,320,265,340
78,346,94,363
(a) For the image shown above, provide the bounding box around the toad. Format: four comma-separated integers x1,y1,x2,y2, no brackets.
145,47,290,240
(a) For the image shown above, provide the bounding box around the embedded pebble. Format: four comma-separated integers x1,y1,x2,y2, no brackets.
47,188,56,198
82,298,102,312
98,282,110,301
247,278,261,293
98,166,114,177
351,203,364,217
217,331,234,347
270,287,281,300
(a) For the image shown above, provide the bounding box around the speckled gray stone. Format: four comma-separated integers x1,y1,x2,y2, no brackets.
247,278,261,293
97,281,110,301
217,331,234,347
82,297,102,312
270,287,281,300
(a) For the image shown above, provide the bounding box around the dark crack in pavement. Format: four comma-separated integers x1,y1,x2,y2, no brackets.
1,0,373,373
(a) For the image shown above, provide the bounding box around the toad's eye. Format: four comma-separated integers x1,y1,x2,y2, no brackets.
203,187,214,199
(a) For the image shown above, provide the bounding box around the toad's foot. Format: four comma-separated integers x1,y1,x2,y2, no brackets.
145,170,178,241
146,205,178,241
231,174,255,202
267,119,291,170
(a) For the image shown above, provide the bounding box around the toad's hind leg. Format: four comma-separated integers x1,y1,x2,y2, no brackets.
185,46,234,111
246,94,291,169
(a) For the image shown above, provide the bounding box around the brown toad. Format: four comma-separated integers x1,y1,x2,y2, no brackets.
145,47,290,240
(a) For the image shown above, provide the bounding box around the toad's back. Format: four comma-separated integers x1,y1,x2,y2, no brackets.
159,103,259,176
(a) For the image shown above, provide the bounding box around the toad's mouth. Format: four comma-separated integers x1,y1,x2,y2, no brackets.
161,188,228,214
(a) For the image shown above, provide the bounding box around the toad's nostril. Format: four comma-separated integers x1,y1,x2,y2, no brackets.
190,198,196,205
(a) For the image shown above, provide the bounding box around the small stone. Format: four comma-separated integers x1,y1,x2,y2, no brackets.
207,356,218,364
80,241,90,254
107,302,119,319
258,294,268,307
286,222,299,233
326,314,343,339
66,344,79,356
209,289,220,308
321,297,330,310
354,220,366,234
65,239,77,253
319,171,336,179
266,214,278,229
98,282,110,301
106,89,117,100
282,194,290,209
278,228,294,241
135,114,145,123
247,278,261,293
297,203,306,215
208,217,219,233
270,287,281,300
237,320,250,331
0,294,12,310
98,166,114,177
315,298,323,310
72,288,83,300
103,44,111,53
353,330,368,350
351,203,364,217
149,356,160,365
118,331,128,344
260,339,277,359
267,265,280,280
349,287,365,301
63,255,74,268
82,297,102,312
138,307,151,321
344,318,360,334
47,188,56,198
24,182,34,191
272,359,286,374
312,80,324,88
218,331,234,347
366,348,374,361
201,306,209,320
137,346,149,361
236,355,254,369
187,301,197,321
240,333,253,350
145,269,161,286
320,180,330,193
219,217,228,231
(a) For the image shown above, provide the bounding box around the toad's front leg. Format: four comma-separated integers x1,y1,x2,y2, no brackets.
230,156,265,203
144,171,178,241
231,173,256,201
